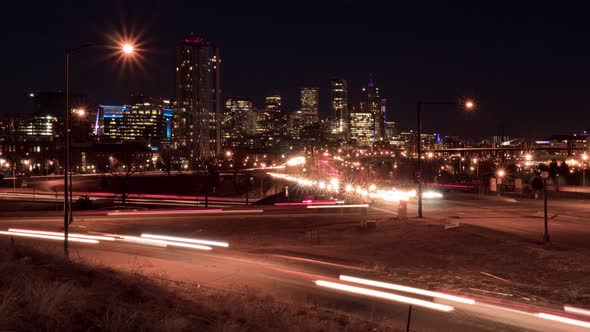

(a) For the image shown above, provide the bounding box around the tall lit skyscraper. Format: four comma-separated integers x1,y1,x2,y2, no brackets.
299,87,319,126
258,92,286,142
360,74,384,139
174,33,221,165
350,106,373,147
223,98,256,138
330,79,349,137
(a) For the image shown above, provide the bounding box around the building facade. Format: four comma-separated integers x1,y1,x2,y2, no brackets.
330,79,349,137
223,97,257,147
95,97,172,148
360,75,384,139
350,108,373,147
174,34,221,164
257,92,286,148
299,87,319,127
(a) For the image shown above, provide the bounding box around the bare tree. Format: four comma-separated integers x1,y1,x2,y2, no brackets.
157,147,174,176
106,152,142,205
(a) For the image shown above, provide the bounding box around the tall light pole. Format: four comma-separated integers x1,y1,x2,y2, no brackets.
496,169,505,197
540,171,550,243
63,42,135,257
416,99,474,217
582,154,588,187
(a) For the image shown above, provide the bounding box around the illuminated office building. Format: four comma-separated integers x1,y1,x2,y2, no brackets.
350,107,373,147
174,33,221,163
330,79,349,137
257,93,286,147
95,97,172,148
223,97,257,142
360,74,384,139
299,87,319,126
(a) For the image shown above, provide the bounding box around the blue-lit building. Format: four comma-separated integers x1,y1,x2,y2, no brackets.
95,96,173,148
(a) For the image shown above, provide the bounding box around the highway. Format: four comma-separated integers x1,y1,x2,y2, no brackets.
1,199,590,331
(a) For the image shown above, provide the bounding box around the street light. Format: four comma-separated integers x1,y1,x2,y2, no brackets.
63,41,136,257
74,108,86,117
122,43,134,54
582,154,588,187
416,99,476,217
496,169,505,196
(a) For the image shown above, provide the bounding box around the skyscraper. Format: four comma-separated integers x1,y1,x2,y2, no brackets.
350,107,373,147
299,87,319,127
360,74,384,139
223,98,257,139
330,79,349,137
257,92,286,147
174,34,221,165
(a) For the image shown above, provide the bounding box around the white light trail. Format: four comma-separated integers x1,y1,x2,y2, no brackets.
121,235,212,250
141,233,228,248
536,313,590,328
422,191,443,199
286,156,305,166
267,173,417,200
565,306,590,317
315,280,454,312
339,275,475,305
307,204,369,209
0,231,98,244
8,228,115,241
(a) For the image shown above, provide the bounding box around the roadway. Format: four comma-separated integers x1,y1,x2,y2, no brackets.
1,201,590,331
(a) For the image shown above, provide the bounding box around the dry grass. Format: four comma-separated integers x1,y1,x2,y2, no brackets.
238,219,590,308
0,242,381,332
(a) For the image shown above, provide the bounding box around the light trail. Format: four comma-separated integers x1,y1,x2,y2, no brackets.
141,233,229,248
339,275,475,304
120,235,212,250
0,231,98,244
422,191,443,199
565,306,590,317
8,228,115,241
307,204,369,209
267,172,416,202
536,313,590,328
315,280,454,312
107,209,223,216
274,202,337,206
106,209,262,216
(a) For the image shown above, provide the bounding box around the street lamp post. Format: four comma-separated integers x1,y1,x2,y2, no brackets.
63,42,135,257
540,171,550,243
582,154,588,187
416,100,474,218
496,169,505,197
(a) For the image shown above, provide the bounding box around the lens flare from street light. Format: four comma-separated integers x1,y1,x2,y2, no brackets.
497,169,505,177
122,43,134,54
105,27,148,76
464,100,475,110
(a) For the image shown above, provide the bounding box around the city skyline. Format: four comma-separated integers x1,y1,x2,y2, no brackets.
4,2,590,138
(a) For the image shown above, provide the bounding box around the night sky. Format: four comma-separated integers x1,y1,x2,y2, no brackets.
3,1,590,138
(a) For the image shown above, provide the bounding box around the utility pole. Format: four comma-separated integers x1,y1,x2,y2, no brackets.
64,48,70,257
416,102,423,218
541,171,550,243
406,305,413,332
